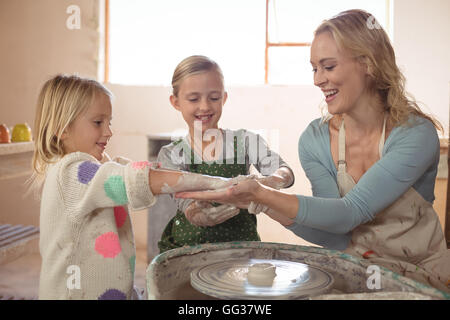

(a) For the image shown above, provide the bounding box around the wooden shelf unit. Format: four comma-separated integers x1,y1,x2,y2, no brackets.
0,142,33,181
0,142,39,268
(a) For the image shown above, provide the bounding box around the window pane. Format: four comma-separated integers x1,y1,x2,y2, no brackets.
109,0,265,86
268,46,312,85
109,0,387,86
268,0,387,43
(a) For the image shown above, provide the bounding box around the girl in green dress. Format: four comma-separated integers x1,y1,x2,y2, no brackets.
157,55,295,253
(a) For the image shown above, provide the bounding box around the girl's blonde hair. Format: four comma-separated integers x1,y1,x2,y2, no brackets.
171,55,224,97
315,9,442,131
32,74,112,180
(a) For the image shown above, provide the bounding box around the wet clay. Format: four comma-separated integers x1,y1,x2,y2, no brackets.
247,263,277,286
160,173,253,194
160,173,231,194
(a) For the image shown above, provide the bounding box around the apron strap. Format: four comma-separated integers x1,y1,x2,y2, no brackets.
378,115,387,157
338,120,346,172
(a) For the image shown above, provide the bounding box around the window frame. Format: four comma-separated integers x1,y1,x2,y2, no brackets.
264,0,311,84
104,0,391,85
265,0,391,85
104,0,110,83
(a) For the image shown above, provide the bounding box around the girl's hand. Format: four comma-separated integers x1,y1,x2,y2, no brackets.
176,178,263,209
256,175,286,189
185,201,240,227
256,167,294,190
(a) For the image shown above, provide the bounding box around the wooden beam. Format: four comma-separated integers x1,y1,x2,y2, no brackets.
265,0,269,84
264,0,311,84
446,136,450,248
267,42,311,47
104,0,110,83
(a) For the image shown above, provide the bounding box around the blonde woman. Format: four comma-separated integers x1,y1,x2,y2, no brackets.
32,74,244,299
176,10,450,293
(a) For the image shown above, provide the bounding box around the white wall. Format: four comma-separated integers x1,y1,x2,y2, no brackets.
0,0,101,227
393,0,450,136
0,0,100,127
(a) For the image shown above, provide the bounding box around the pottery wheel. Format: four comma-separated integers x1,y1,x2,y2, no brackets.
190,258,334,300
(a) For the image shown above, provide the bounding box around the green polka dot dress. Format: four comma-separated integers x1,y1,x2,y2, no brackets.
158,137,260,253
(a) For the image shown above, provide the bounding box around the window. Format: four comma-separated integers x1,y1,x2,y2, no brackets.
265,0,390,84
107,0,389,86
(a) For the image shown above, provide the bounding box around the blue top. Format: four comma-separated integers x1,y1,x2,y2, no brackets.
285,115,440,250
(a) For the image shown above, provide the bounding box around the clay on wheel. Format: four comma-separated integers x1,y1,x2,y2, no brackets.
247,263,277,286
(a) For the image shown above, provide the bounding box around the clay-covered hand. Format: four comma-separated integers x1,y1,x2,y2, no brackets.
248,201,268,215
248,174,289,214
227,174,257,186
185,201,240,227
256,175,289,190
176,178,263,209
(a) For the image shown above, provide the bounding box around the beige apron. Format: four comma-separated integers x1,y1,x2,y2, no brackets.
337,117,450,292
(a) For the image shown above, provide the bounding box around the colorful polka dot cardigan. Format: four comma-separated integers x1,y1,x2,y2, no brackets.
38,152,156,300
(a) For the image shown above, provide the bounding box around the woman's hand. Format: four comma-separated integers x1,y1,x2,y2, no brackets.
248,169,293,214
184,201,240,227
248,176,283,214
176,178,263,209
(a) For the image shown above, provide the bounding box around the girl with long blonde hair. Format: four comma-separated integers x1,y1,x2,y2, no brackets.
33,74,245,299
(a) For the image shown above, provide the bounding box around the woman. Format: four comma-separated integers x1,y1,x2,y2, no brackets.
176,9,450,292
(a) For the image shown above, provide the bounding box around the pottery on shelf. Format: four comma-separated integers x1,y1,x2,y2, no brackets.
0,124,11,143
11,123,32,142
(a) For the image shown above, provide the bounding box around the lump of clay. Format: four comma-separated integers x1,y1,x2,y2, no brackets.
247,263,277,286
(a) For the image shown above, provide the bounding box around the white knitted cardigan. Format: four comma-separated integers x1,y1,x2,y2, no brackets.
38,152,155,300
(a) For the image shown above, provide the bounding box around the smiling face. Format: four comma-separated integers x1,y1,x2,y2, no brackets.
310,31,369,115
170,70,227,135
61,92,113,161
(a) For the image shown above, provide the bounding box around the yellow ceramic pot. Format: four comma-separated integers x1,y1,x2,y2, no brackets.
11,123,32,142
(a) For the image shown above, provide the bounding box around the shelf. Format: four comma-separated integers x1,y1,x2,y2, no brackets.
0,142,33,156
0,142,34,180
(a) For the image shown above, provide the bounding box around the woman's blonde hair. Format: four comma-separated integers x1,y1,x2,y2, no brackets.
32,74,112,180
171,55,224,97
315,9,442,131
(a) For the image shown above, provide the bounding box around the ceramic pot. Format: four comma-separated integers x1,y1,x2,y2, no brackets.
0,124,11,143
11,123,32,142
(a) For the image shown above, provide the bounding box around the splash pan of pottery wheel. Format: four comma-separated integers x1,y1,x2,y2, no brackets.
190,258,334,300
147,242,450,300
